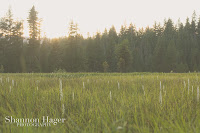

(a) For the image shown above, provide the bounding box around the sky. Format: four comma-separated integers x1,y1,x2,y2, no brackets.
0,0,200,38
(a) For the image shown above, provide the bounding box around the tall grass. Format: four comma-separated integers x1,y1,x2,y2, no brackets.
0,73,200,132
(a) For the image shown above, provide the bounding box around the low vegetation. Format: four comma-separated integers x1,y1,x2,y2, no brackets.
1,73,200,132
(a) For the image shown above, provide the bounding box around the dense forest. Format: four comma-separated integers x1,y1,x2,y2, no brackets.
0,6,200,73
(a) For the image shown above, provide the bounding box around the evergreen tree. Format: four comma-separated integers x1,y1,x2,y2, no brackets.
64,21,84,72
116,39,132,72
40,37,50,72
117,58,125,73
86,32,104,72
166,40,177,72
27,6,41,72
48,39,62,72
106,26,118,72
0,8,23,72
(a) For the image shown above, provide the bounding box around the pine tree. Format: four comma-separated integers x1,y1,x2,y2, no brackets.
48,39,62,72
0,8,23,72
86,32,104,72
27,6,41,72
117,58,125,73
166,40,177,72
64,21,84,72
28,6,39,41
106,26,118,72
119,24,127,43
116,39,132,72
40,37,50,72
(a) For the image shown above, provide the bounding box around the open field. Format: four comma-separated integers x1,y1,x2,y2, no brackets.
0,73,200,133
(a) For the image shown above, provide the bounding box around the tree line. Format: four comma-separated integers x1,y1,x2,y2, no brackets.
0,6,200,73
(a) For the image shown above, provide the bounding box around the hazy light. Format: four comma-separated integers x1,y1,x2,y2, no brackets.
0,0,200,38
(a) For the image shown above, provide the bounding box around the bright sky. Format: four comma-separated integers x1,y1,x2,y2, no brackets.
0,0,200,38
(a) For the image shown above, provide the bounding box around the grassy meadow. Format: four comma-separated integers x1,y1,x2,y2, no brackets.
0,73,200,133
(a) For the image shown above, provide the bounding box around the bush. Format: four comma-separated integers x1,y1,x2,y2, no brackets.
0,65,4,73
53,68,66,73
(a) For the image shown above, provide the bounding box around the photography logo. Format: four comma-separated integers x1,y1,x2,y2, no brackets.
5,116,66,127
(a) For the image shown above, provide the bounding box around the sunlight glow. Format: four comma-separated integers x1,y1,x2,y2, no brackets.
0,0,200,38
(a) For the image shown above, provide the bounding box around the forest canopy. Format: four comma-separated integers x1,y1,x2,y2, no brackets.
0,6,200,73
